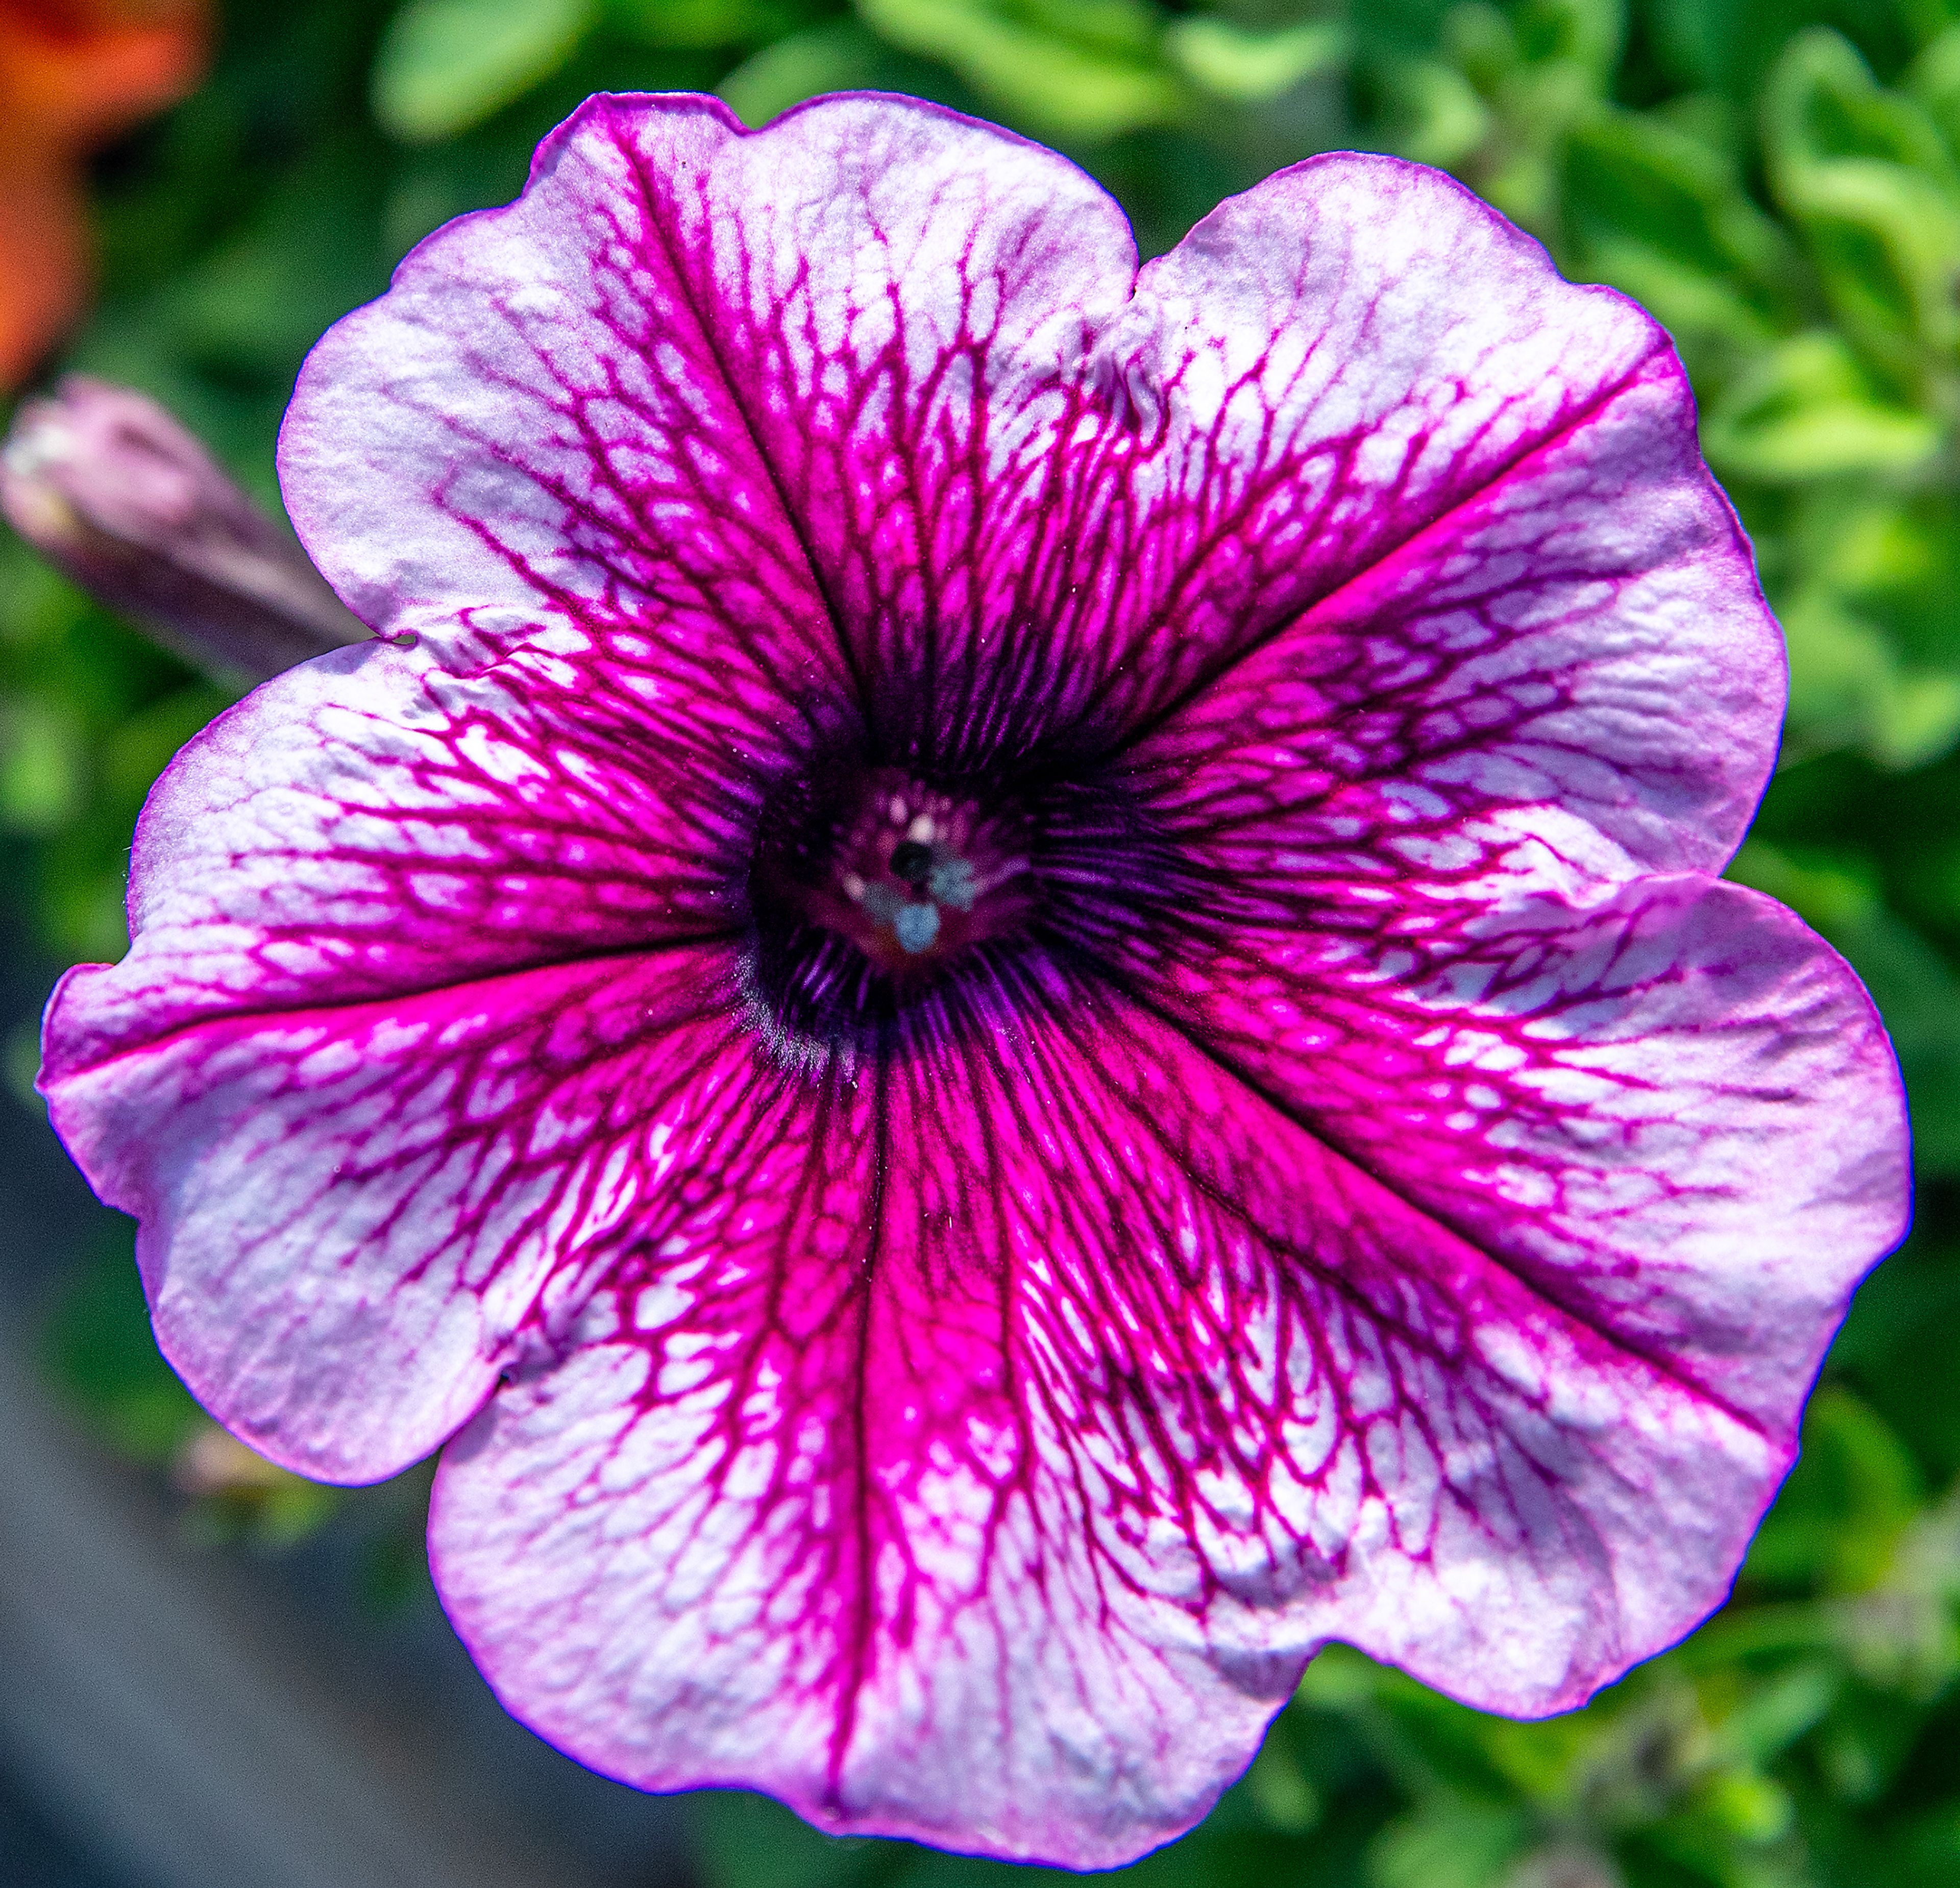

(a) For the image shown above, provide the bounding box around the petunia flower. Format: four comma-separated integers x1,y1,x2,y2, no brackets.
38,94,1911,1867
0,0,208,388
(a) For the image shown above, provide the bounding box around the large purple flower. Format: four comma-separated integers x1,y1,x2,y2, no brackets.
40,93,1909,1867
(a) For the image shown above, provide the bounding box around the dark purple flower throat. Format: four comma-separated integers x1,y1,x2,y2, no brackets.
744,707,1170,1059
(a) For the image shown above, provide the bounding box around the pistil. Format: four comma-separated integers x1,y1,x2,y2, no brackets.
804,770,1030,973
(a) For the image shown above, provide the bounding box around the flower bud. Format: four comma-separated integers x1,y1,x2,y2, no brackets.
1,375,369,683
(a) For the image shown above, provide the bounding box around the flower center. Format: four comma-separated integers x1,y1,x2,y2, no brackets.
739,723,1182,1063
799,770,1033,973
741,754,1041,1056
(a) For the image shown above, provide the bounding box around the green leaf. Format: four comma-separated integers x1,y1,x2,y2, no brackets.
1242,1733,1322,1834
687,1788,872,1888
1685,1766,1796,1845
103,684,239,813
1777,23,1959,177
855,0,1180,139
1584,238,1780,368
1702,332,1941,482
1563,105,1797,307
1368,1797,1530,1888
1508,0,1623,82
1645,0,1911,102
1442,2,1522,92
1726,839,1884,936
1799,493,1960,686
1164,17,1348,103
373,0,596,144
718,21,896,127
1791,162,1960,360
1909,21,1960,158
0,697,84,834
1748,1389,1923,1594
605,0,780,48
1773,575,1960,771
1296,1639,1391,1709
1380,58,1493,170
41,1235,202,1465
1900,1801,1960,1886
1764,29,1960,365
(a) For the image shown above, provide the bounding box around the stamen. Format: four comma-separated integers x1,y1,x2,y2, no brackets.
893,903,940,953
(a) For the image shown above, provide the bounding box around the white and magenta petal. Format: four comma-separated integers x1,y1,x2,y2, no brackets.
44,941,749,1481
1067,156,1782,876
277,91,1140,703
428,1015,1293,1866
46,632,767,1059
426,972,1849,1865
1141,878,1907,1434
41,630,788,1480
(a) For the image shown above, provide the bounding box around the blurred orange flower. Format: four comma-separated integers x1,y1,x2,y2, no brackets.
0,1,208,388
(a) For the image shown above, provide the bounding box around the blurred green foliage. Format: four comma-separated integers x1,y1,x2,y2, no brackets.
15,2,1960,1884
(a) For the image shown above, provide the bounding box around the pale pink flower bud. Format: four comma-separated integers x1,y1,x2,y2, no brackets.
1,375,368,683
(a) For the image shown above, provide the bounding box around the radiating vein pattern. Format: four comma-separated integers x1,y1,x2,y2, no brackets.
42,92,1909,1870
